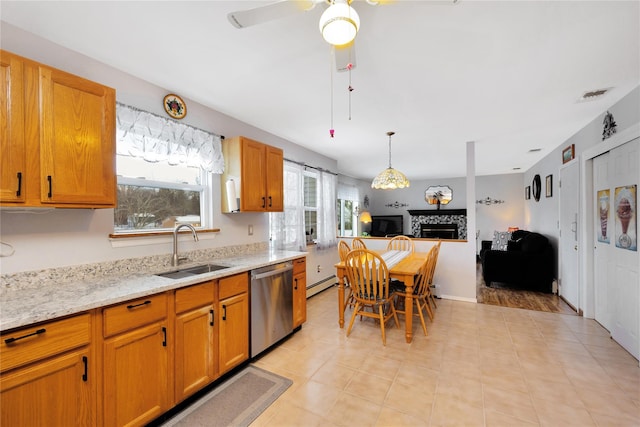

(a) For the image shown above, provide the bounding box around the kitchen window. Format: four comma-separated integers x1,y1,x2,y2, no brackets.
337,183,359,237
113,103,223,233
304,172,318,242
270,160,337,251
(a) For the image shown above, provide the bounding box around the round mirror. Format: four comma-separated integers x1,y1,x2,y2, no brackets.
425,185,452,206
532,174,541,201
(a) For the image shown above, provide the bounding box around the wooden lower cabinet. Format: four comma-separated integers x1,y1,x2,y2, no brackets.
293,257,307,328
103,322,169,427
174,281,217,402
218,274,249,375
1,348,93,426
0,313,94,426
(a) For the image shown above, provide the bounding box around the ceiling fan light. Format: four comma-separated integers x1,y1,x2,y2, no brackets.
319,2,360,46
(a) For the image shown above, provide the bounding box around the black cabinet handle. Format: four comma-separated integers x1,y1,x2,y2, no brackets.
82,356,88,382
268,196,272,207
162,327,167,347
47,175,52,198
4,328,46,345
210,309,214,326
127,300,151,310
222,305,227,321
16,172,22,197
294,278,298,290
261,197,266,208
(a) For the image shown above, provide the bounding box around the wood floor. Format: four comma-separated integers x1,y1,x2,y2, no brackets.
476,264,577,315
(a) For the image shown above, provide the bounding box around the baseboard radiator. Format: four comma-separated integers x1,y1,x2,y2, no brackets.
306,275,336,298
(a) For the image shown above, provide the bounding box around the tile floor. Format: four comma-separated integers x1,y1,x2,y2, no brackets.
251,287,640,426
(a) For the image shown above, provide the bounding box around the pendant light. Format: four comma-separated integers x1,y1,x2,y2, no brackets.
371,131,410,190
319,0,360,46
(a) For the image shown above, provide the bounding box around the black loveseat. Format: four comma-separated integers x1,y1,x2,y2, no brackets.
481,230,554,293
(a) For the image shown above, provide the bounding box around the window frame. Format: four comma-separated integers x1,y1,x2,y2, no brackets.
113,167,213,234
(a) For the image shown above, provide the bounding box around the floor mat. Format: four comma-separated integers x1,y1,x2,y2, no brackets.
162,365,292,427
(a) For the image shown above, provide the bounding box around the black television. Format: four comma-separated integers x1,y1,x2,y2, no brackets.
370,215,404,237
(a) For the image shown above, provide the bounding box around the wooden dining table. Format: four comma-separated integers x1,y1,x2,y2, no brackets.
334,251,429,343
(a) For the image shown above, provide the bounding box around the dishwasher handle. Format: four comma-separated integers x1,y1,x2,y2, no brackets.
252,264,293,280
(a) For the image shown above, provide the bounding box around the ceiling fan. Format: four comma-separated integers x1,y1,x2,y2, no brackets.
227,0,387,72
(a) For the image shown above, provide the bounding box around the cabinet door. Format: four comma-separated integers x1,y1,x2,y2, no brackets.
39,65,116,206
265,145,284,212
0,51,25,203
240,138,266,211
175,305,216,402
293,271,307,328
1,348,92,426
218,293,249,374
103,322,169,427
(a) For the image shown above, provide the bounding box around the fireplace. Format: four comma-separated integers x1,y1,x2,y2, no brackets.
421,223,458,239
408,209,467,240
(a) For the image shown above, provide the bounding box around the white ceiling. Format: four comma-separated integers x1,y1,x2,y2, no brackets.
1,1,638,180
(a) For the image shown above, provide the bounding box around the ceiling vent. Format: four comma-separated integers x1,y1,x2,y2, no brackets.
579,87,612,102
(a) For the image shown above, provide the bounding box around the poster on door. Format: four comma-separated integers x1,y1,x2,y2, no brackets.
597,189,610,243
614,185,637,251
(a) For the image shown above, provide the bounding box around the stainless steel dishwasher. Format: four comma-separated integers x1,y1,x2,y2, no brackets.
250,261,294,357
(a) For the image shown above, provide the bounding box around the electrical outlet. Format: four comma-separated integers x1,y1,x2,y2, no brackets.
248,225,253,236
317,265,321,273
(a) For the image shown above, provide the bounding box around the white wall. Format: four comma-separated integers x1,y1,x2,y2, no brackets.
525,86,640,278
0,23,338,279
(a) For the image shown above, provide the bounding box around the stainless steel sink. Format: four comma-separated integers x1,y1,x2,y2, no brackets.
156,264,230,279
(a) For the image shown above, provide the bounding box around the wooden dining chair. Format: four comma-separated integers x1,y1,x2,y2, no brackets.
338,240,356,312
394,245,437,335
386,235,415,252
344,249,399,345
425,241,441,310
351,237,367,250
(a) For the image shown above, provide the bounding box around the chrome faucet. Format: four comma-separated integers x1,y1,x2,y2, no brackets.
172,223,199,266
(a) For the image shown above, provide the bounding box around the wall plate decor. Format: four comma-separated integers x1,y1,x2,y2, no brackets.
525,186,531,200
163,94,187,119
545,174,553,197
532,174,541,201
562,144,575,164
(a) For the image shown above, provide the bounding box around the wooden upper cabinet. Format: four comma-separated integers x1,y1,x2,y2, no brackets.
265,145,284,211
221,136,284,213
0,50,116,208
0,51,25,203
39,66,116,206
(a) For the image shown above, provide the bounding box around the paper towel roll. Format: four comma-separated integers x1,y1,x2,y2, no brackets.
226,179,239,212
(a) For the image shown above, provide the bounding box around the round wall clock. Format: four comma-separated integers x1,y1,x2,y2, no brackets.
163,94,187,119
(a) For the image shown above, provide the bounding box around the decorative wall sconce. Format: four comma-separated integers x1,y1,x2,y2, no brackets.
385,201,409,208
476,197,504,206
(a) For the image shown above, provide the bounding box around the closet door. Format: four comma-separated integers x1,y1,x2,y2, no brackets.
593,153,612,330
608,138,639,360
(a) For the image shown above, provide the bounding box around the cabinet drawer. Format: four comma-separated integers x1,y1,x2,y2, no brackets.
0,313,91,373
219,274,248,300
175,281,215,313
293,257,306,275
103,293,167,337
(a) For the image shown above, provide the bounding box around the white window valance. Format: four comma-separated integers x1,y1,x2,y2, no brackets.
337,183,359,201
116,102,224,173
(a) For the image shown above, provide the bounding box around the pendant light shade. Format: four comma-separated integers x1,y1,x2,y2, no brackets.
371,131,410,190
319,0,360,46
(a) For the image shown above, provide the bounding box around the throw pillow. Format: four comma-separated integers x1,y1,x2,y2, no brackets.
491,230,511,251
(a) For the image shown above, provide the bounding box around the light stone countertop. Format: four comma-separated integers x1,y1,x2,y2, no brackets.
0,249,306,332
